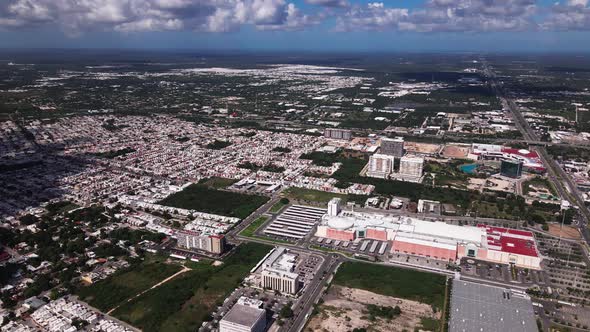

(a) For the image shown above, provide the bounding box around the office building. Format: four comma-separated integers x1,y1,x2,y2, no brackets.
260,247,299,294
380,137,404,157
366,154,395,179
220,297,266,332
398,156,424,181
175,231,226,255
500,160,523,178
324,128,352,140
210,234,227,254
327,198,341,217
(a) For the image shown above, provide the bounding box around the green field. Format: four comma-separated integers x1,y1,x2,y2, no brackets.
112,243,272,332
77,257,182,312
269,199,289,213
240,216,269,238
159,184,269,219
198,177,238,189
284,187,365,205
333,262,447,309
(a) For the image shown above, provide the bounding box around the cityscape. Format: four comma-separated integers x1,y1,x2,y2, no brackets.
1,1,590,332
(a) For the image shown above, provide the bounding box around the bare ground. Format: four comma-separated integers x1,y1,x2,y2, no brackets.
306,285,439,332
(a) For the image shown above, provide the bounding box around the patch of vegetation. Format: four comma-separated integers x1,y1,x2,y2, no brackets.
92,147,136,159
333,262,447,309
240,216,268,238
198,177,238,189
522,176,558,196
159,183,269,219
300,151,340,167
365,304,401,320
45,201,79,216
273,147,292,153
206,139,232,150
270,198,290,213
262,164,285,173
111,243,272,332
419,316,441,331
77,257,182,312
284,187,366,205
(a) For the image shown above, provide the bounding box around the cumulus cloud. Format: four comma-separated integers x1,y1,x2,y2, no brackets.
543,0,590,31
305,0,348,8
336,0,538,32
0,0,321,33
1,0,590,35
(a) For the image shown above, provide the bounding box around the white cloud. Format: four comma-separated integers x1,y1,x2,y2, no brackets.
0,0,321,34
336,0,539,32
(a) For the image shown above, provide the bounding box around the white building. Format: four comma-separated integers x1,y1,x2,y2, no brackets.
220,297,266,332
260,247,299,295
397,156,424,182
328,198,341,217
366,154,395,179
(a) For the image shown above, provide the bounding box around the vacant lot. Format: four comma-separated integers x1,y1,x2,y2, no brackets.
77,257,182,312
284,187,365,205
548,224,581,240
333,262,447,309
307,286,438,332
159,184,269,219
112,242,272,332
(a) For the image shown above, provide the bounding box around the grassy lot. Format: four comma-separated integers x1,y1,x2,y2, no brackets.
112,243,272,332
240,216,268,238
159,184,269,219
522,176,558,196
333,262,447,310
269,199,289,213
283,187,365,205
198,177,238,189
77,257,182,312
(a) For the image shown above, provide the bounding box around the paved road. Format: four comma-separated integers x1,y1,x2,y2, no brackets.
483,61,590,245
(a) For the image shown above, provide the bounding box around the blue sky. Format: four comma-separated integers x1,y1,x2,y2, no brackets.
0,0,589,52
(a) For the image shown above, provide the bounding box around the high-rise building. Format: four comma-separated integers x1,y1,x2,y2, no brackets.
398,156,424,181
260,247,299,295
175,231,226,254
219,297,266,332
328,198,341,217
366,154,395,179
500,160,523,178
380,137,404,157
209,234,226,254
324,128,352,140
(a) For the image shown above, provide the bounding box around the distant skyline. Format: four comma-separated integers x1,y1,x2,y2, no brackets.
0,0,589,52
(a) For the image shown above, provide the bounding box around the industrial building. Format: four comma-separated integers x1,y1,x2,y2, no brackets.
175,231,226,254
380,137,404,157
259,247,300,295
324,128,352,140
219,297,267,332
315,199,541,269
263,205,326,240
366,154,395,179
449,280,537,332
